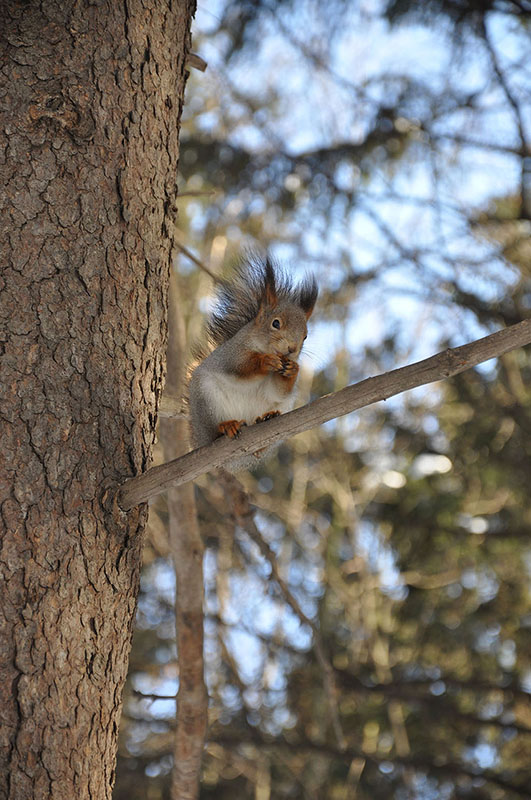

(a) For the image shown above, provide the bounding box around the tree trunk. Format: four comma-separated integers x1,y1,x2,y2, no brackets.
0,2,195,798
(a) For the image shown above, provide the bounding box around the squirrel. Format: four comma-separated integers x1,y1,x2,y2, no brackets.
188,255,318,471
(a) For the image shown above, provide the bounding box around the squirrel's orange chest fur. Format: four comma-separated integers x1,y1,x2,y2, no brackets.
235,352,299,393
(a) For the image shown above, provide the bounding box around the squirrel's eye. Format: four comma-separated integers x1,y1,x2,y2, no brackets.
272,319,281,329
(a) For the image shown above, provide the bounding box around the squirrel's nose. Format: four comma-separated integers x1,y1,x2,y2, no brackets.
288,344,296,354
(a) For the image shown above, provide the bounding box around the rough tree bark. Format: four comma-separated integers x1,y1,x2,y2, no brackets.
0,2,195,798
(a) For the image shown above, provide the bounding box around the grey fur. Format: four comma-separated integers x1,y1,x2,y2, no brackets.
188,255,317,471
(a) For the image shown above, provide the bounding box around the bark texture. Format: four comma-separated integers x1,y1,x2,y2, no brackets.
0,1,195,798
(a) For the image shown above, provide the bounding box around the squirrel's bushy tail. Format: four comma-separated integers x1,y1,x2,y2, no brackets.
207,252,317,346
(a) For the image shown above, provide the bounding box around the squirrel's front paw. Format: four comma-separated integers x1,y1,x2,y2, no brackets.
262,353,284,373
217,419,247,439
279,356,299,378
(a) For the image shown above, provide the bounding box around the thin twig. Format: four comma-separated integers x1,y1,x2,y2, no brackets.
177,190,217,198
334,671,531,736
117,319,531,510
186,52,208,72
159,394,188,418
175,241,220,282
132,690,176,702
335,668,531,703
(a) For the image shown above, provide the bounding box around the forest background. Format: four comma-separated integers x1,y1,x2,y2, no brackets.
114,1,531,798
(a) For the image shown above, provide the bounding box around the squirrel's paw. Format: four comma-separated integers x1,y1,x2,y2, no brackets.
255,410,281,423
217,419,247,439
262,353,284,372
279,356,299,378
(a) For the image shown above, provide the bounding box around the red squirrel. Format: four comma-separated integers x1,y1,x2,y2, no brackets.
188,255,317,470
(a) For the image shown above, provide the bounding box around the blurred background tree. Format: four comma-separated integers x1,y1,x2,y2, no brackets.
114,1,531,797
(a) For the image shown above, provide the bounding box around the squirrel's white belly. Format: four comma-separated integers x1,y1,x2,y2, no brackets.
202,371,295,424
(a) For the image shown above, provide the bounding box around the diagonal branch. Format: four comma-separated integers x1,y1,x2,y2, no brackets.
117,319,531,511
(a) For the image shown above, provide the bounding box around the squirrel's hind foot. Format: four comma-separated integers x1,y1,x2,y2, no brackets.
255,410,281,423
218,419,247,439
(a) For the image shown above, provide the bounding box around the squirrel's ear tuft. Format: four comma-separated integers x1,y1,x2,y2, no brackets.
299,275,318,319
262,257,278,307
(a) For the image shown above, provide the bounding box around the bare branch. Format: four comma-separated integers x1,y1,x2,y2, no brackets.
186,52,208,72
175,241,220,282
117,319,531,511
162,273,208,800
334,671,531,736
159,394,188,418
177,190,217,198
335,669,531,703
